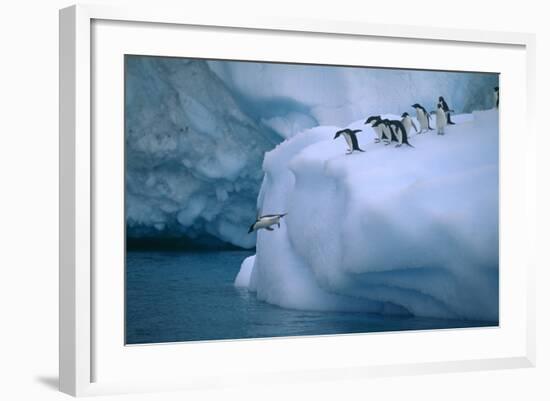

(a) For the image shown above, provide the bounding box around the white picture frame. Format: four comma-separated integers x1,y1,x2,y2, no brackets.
59,4,536,397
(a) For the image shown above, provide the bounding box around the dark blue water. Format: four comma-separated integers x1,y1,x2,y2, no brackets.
126,250,496,344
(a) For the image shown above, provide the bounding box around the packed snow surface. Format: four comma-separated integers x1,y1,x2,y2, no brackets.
236,109,499,321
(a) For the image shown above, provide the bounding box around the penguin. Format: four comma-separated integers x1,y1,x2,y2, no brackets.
334,129,364,154
388,120,414,147
365,115,386,143
411,103,433,133
438,96,455,125
401,112,418,136
248,213,287,233
435,104,446,135
372,119,398,145
494,86,499,108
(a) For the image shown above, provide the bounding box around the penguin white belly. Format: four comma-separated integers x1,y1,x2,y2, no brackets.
436,109,446,135
343,133,353,150
255,216,279,230
417,112,429,130
373,126,383,141
402,118,411,135
394,126,403,145
436,110,446,129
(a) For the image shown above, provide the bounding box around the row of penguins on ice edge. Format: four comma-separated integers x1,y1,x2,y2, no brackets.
334,86,500,155
248,86,499,233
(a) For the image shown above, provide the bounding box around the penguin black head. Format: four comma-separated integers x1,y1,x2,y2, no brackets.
334,128,361,139
438,96,444,102
372,120,383,128
365,115,381,124
401,112,409,118
437,104,442,109
377,119,391,128
411,103,421,109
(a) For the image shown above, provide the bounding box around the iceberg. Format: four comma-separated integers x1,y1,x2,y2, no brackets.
125,55,497,252
236,109,499,321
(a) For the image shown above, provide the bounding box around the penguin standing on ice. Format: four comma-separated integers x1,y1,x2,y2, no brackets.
401,112,418,136
372,119,397,145
248,213,287,233
411,103,434,133
388,120,414,147
494,86,499,108
438,96,455,125
365,115,385,143
334,129,364,154
435,104,446,135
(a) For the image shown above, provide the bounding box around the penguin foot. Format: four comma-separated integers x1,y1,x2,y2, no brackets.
374,139,380,143
395,144,402,147
448,122,456,125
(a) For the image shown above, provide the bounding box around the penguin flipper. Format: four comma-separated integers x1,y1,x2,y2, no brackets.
265,227,274,231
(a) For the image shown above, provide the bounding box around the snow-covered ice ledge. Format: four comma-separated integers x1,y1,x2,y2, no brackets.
235,110,499,322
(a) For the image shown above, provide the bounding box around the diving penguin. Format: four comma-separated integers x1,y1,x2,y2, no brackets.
334,129,364,154
248,213,287,233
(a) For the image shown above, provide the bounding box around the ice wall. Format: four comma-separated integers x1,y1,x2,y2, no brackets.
236,110,499,321
208,61,498,130
125,57,280,248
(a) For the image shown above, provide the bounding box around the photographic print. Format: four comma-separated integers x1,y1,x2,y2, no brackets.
125,55,499,344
